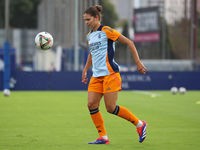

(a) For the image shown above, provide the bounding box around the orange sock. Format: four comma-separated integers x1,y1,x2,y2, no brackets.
90,108,107,137
112,105,139,125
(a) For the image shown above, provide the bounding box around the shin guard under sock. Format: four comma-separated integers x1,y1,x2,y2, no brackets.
90,108,107,136
112,105,139,125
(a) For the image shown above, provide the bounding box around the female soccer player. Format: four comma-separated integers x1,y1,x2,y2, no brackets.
82,5,147,144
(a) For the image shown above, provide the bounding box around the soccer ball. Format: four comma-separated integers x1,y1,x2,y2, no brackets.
170,87,178,94
3,89,10,96
179,87,186,94
35,32,53,50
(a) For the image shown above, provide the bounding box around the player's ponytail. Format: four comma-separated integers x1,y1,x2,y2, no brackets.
84,5,103,22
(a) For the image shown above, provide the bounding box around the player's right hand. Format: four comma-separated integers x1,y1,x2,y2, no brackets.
82,71,88,84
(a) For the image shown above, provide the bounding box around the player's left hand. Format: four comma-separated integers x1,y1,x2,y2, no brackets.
136,61,147,74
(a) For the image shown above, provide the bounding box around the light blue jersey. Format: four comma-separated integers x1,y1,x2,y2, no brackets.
86,25,121,77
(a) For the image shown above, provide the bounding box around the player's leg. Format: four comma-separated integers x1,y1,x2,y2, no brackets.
103,73,147,143
87,91,109,144
104,91,147,143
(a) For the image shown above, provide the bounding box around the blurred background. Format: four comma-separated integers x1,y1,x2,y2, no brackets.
0,0,200,91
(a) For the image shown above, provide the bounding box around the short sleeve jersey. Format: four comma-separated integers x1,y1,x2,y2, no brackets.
86,25,121,77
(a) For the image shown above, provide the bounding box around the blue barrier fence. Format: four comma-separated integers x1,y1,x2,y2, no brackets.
0,71,200,90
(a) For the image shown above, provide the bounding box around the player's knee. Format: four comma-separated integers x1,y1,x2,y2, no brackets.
106,105,115,114
87,102,92,109
87,102,99,110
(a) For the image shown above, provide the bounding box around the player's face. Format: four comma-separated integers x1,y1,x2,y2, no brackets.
83,13,99,29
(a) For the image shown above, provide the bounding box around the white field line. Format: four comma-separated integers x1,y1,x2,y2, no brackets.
132,90,162,97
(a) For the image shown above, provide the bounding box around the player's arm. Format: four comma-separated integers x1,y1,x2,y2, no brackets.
82,53,92,84
117,34,147,74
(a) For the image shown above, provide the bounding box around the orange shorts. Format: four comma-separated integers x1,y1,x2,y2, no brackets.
88,72,122,93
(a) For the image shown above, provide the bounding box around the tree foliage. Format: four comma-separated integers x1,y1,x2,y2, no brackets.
167,18,190,59
99,0,118,28
0,0,42,28
198,12,200,59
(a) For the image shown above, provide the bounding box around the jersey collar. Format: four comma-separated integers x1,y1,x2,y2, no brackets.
91,24,104,33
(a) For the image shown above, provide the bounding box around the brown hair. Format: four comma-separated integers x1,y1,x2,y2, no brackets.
84,5,103,22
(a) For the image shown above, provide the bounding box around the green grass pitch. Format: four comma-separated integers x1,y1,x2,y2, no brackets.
0,91,200,150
